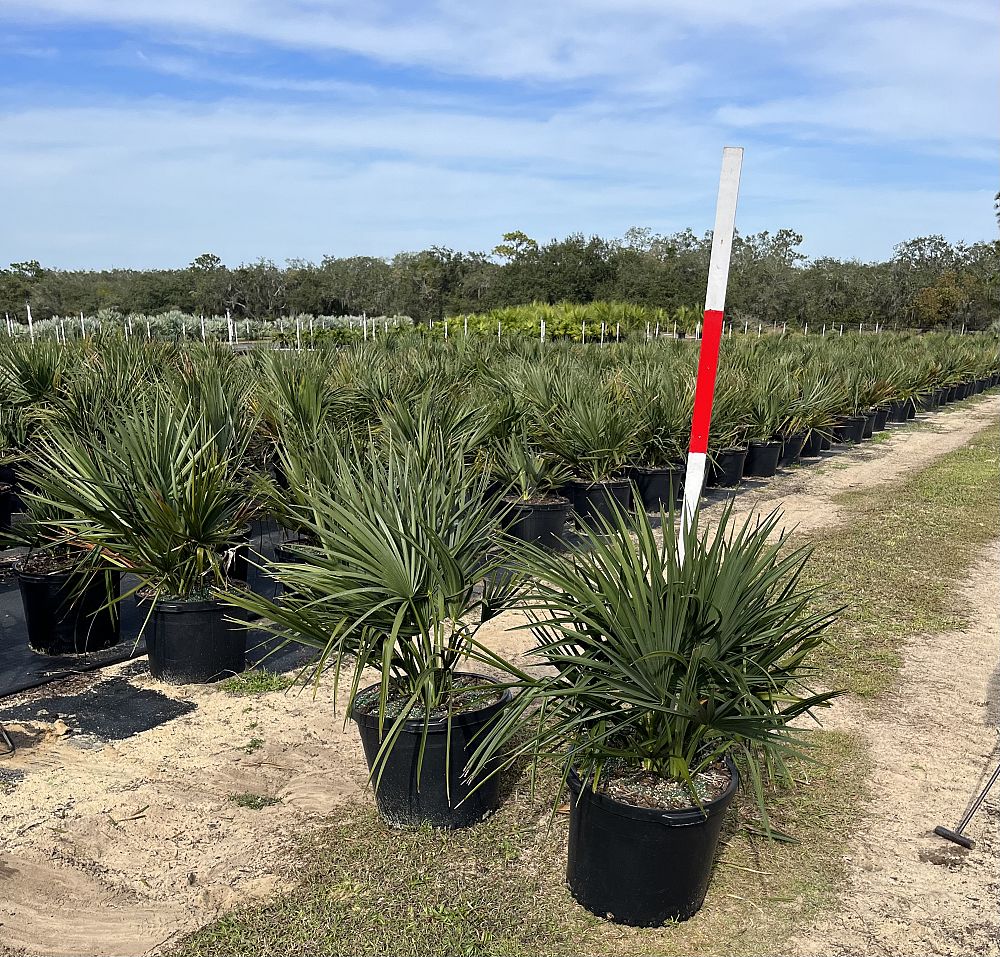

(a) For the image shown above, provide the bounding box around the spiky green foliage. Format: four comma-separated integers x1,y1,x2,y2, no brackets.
471,503,840,812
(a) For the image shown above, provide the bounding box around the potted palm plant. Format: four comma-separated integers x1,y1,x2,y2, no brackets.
621,367,691,509
224,432,520,829
534,376,638,527
28,396,258,683
5,498,120,655
471,502,839,926
705,379,750,488
742,374,786,477
485,431,571,550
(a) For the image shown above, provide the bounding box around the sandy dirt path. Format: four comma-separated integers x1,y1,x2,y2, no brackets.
0,395,996,957
789,543,1000,956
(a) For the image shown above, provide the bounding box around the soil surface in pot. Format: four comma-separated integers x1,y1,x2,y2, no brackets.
501,492,570,506
595,760,732,811
353,674,505,721
14,550,80,576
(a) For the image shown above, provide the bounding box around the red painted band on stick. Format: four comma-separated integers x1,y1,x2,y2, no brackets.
688,309,725,454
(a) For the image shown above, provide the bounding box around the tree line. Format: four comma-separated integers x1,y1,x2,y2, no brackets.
1,228,997,330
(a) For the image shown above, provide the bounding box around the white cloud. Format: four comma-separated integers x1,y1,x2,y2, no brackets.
0,0,995,266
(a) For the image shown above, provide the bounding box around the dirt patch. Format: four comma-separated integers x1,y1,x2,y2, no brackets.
789,542,1000,956
0,664,370,956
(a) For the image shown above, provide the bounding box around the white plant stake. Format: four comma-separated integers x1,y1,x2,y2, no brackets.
582,320,587,344
616,322,620,341
296,315,302,350
680,146,743,557
80,311,85,338
201,315,206,342
601,322,606,345
26,303,34,343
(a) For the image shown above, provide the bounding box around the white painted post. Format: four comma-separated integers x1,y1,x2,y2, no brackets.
860,322,864,334
80,311,85,338
822,323,826,336
757,323,762,337
582,320,587,344
804,322,808,336
309,316,314,349
696,320,702,339
497,320,501,343
296,315,302,350
743,319,748,335
782,321,786,335
444,318,449,340
146,318,151,340
646,321,651,340
680,145,743,554
600,322,606,345
840,324,844,335
26,303,34,343
655,321,660,337
540,318,545,343
464,316,468,337
616,322,620,342
673,320,677,338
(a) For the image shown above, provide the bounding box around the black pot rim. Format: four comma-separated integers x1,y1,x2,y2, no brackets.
569,477,631,491
567,757,739,825
629,464,682,476
149,596,230,614
350,673,512,733
715,446,749,456
502,495,572,509
748,440,781,450
14,564,79,581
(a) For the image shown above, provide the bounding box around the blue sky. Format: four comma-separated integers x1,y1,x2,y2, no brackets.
0,1,996,269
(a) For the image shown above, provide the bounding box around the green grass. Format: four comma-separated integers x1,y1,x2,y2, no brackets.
807,423,1000,696
175,733,867,957
171,421,999,957
229,792,283,810
222,669,295,696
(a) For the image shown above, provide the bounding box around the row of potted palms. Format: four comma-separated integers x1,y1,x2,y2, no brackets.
0,332,995,925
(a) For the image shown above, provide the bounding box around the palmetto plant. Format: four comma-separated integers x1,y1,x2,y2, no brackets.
26,396,259,603
223,430,520,778
620,366,691,468
486,430,570,501
533,375,639,484
471,503,840,811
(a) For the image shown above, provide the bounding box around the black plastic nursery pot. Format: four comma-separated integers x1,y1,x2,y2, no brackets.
915,392,934,413
801,430,824,458
569,479,632,528
351,675,511,829
503,497,572,551
16,567,121,655
0,486,12,531
820,434,832,451
833,415,866,444
742,441,781,478
778,432,807,466
228,525,253,583
887,400,910,424
566,759,739,927
861,411,876,439
708,448,748,487
873,405,891,432
630,466,682,510
146,598,246,683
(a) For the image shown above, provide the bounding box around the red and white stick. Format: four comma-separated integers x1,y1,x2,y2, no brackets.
680,147,743,553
